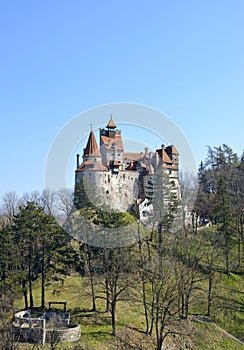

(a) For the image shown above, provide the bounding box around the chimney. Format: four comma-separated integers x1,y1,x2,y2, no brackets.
76,154,80,169
145,147,148,157
155,151,159,168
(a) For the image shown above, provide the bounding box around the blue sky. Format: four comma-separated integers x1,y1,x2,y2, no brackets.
0,0,243,198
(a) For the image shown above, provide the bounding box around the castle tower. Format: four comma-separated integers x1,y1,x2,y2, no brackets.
75,130,108,185
100,117,124,167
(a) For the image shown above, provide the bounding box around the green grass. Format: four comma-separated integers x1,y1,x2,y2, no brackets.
193,322,244,350
13,270,244,350
13,225,244,349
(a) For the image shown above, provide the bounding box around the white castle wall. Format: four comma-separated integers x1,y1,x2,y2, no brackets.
76,170,139,212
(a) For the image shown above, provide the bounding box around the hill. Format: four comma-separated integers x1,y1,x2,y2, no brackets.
14,269,244,350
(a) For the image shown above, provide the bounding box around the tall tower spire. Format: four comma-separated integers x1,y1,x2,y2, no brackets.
83,130,101,158
106,116,117,129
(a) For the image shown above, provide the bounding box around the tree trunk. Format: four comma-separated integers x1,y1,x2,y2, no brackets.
142,278,149,334
237,232,241,268
28,244,33,308
181,293,185,318
111,300,116,336
90,272,96,311
149,282,155,335
22,279,28,309
29,275,33,308
207,269,213,317
105,277,110,312
138,233,149,334
158,223,163,275
87,248,96,311
225,236,230,276
41,245,45,309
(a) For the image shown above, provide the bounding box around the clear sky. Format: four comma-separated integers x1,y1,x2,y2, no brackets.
0,0,243,198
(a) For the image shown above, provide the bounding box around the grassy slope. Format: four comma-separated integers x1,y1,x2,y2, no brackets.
14,270,244,350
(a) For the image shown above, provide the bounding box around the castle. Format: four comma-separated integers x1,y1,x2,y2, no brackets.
75,118,180,219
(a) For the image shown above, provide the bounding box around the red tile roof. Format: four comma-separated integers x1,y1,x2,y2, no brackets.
163,150,173,163
106,117,117,129
166,145,179,155
157,149,173,164
123,152,141,161
76,159,108,172
100,134,124,150
84,131,101,157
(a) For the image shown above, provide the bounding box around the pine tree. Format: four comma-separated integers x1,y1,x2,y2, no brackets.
13,201,72,309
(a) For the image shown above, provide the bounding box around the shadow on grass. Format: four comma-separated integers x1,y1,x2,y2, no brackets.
127,325,147,335
71,308,112,328
71,307,109,316
81,331,112,336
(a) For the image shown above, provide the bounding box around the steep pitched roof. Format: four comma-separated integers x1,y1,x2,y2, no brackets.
106,117,117,129
156,149,173,164
166,145,179,155
84,131,101,157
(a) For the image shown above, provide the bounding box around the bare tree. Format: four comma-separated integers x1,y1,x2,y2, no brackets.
41,188,56,215
172,235,202,320
78,240,97,312
201,228,223,317
97,247,135,336
56,188,74,219
19,190,43,207
0,191,19,225
179,171,198,231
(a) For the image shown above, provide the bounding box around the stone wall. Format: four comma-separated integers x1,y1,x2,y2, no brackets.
46,324,81,343
79,170,139,212
14,314,46,345
14,310,80,344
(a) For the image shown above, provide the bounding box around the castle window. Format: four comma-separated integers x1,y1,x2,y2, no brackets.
108,175,111,184
106,190,109,194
